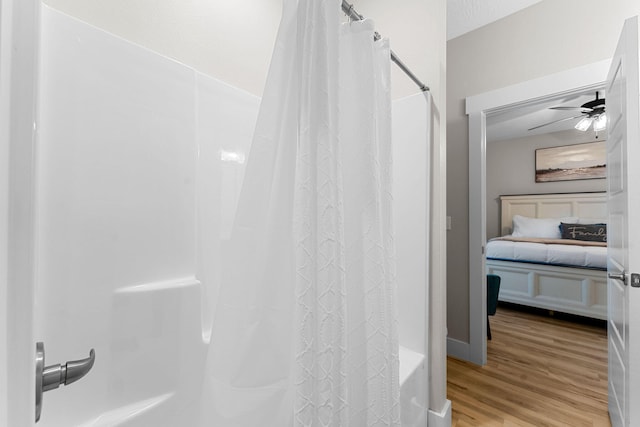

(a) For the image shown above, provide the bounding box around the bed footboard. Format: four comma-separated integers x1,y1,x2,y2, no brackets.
486,259,607,320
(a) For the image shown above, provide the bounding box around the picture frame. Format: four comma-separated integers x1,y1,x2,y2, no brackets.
535,141,607,183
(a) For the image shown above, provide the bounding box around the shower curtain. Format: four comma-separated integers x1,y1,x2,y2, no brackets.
207,0,399,425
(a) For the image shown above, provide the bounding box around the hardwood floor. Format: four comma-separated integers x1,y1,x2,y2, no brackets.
448,304,610,427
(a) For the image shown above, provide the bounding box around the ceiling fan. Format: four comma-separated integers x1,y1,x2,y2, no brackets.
528,91,607,132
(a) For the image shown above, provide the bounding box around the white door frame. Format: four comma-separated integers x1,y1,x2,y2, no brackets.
465,59,611,365
0,0,40,424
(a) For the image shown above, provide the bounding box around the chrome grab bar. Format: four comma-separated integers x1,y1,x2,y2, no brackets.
35,342,95,422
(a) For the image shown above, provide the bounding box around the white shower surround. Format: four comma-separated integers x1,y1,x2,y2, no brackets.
33,5,430,426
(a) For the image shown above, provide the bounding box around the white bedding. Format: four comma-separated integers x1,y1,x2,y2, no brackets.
486,238,607,269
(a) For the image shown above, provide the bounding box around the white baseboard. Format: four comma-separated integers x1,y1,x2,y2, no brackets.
446,337,470,361
428,399,451,427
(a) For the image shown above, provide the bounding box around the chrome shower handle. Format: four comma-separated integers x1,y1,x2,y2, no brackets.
36,342,95,422
43,348,95,391
36,342,44,423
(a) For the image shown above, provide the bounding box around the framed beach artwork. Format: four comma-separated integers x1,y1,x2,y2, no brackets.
535,141,607,183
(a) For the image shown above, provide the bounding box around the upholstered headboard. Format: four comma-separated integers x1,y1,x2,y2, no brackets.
500,192,607,236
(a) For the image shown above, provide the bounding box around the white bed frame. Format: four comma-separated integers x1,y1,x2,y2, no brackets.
486,192,608,320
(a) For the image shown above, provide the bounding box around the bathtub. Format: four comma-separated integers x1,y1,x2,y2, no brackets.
399,346,429,427
34,6,430,426
40,340,425,426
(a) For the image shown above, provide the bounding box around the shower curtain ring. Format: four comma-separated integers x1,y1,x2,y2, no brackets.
347,4,356,22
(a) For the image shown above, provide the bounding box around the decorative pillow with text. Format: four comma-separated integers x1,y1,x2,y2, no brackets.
560,223,607,242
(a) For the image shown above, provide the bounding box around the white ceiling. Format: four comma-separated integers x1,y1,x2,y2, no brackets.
486,89,606,142
447,0,544,40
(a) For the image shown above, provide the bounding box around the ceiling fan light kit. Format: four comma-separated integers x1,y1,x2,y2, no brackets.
575,116,594,131
530,91,607,133
574,112,607,132
593,113,608,132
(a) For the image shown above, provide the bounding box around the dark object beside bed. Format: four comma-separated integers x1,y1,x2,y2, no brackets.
487,274,501,340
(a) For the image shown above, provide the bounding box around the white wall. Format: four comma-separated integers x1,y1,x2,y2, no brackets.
352,0,446,105
487,130,607,239
447,0,640,344
36,8,242,424
394,94,430,357
43,0,282,97
44,0,442,102
392,93,430,426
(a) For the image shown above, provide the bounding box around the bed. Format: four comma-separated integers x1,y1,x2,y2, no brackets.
485,192,608,320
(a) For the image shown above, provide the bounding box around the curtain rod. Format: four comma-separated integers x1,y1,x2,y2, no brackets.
341,0,430,92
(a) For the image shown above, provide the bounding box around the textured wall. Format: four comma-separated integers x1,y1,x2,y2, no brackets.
447,0,543,40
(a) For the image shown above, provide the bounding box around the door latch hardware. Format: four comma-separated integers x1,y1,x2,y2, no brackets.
608,272,627,284
35,342,95,422
631,273,640,288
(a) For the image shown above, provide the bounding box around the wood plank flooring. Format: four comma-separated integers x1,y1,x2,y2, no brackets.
448,304,610,427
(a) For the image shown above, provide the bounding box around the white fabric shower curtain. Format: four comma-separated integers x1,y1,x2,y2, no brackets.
208,1,399,425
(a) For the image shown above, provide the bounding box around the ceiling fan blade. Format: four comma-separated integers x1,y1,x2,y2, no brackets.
528,114,585,131
549,106,593,111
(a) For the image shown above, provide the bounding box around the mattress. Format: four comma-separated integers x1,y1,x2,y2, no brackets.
486,238,607,270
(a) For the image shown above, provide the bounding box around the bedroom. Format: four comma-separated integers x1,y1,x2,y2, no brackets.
446,0,640,361
485,89,608,321
447,0,640,425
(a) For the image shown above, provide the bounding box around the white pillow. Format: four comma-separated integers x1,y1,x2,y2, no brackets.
511,215,578,239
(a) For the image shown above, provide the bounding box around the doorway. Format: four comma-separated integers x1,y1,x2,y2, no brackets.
465,59,611,365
